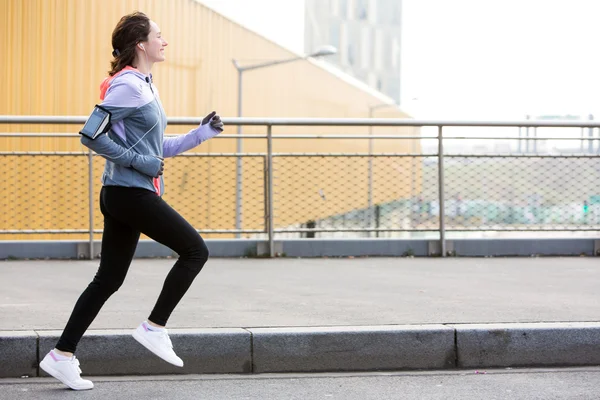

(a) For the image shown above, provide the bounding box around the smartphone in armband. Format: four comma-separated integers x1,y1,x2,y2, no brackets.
80,105,112,140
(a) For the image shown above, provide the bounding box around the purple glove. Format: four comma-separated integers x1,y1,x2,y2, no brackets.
202,111,224,132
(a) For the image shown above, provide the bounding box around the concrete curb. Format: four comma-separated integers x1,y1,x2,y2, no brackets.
2,238,599,259
36,328,252,377
2,322,600,378
455,322,600,368
0,331,37,378
249,325,456,373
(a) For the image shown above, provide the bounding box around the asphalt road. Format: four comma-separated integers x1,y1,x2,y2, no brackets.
2,368,600,399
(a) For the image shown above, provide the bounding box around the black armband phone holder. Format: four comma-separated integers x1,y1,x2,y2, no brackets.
80,105,112,140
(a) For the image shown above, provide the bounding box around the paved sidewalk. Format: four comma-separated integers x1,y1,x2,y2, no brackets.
1,257,599,330
1,257,600,378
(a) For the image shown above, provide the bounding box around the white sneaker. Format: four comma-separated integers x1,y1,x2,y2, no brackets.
132,322,184,367
39,350,94,390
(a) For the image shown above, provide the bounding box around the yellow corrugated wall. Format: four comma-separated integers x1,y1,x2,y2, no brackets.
1,0,421,239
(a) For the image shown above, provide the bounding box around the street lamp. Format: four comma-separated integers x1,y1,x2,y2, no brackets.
231,45,337,237
367,103,397,237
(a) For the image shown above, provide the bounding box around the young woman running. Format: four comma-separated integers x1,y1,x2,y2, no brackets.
39,12,224,390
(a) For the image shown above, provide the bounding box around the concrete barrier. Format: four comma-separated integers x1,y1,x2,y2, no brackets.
37,328,251,376
4,238,598,259
455,322,600,368
4,323,600,378
0,331,38,378
250,325,456,373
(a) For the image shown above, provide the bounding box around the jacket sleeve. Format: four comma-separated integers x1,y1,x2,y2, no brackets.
80,78,162,178
162,124,221,158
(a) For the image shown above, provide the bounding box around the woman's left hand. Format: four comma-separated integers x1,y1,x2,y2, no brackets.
202,111,224,132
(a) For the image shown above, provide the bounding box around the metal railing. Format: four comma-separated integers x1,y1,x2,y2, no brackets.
2,116,600,258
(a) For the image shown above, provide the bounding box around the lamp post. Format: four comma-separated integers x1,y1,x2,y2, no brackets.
367,103,397,237
231,45,337,237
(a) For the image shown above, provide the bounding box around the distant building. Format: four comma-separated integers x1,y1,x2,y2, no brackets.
2,0,417,240
305,0,402,103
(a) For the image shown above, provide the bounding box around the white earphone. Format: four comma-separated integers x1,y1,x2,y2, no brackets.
139,43,145,50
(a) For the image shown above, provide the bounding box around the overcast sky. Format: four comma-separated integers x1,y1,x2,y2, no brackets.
199,0,600,121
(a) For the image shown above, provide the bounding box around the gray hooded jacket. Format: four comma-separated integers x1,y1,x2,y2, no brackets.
81,67,219,196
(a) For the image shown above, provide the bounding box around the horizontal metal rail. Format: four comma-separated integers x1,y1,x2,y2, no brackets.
0,230,91,234
0,229,267,235
5,115,600,128
273,227,600,233
0,133,595,141
275,228,440,233
0,133,434,140
3,227,599,235
0,151,268,157
1,151,598,158
3,115,600,258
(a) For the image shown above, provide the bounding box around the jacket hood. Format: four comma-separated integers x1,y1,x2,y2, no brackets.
99,67,151,100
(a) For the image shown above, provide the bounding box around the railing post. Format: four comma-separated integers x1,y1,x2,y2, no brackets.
87,149,94,260
263,155,268,237
235,69,243,238
438,126,446,257
267,125,275,257
368,122,374,237
375,204,381,238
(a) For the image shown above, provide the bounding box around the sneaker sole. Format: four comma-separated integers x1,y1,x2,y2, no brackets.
132,328,184,367
39,359,94,391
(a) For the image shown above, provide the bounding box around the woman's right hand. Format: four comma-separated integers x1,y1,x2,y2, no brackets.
157,158,164,177
131,154,164,178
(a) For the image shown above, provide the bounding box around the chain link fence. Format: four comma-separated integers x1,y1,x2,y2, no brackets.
0,152,268,239
437,155,600,232
271,155,439,238
1,154,90,237
2,117,600,256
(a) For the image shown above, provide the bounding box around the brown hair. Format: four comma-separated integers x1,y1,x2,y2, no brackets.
108,12,151,76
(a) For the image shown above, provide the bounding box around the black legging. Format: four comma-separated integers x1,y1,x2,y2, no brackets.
56,186,209,353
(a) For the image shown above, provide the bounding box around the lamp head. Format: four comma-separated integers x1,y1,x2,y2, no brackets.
311,45,337,57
